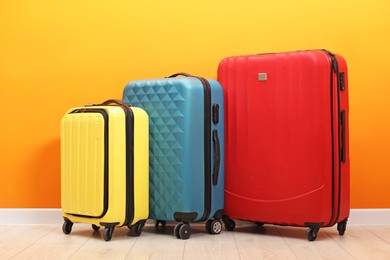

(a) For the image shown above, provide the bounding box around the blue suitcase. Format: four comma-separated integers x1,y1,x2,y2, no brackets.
123,73,224,239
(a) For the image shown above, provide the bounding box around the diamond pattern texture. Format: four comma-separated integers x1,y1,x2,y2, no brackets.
124,80,192,220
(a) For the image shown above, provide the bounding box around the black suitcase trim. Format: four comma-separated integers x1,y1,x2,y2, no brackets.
90,99,136,227
120,104,135,227
198,76,212,222
174,212,198,222
322,50,344,227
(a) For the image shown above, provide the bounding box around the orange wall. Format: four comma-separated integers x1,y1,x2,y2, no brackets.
1,1,389,208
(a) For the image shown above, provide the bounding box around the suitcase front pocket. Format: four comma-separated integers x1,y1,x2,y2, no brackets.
61,110,108,218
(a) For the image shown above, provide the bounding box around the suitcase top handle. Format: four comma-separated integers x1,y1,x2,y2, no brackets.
166,72,194,78
100,99,127,106
166,73,210,87
86,99,129,107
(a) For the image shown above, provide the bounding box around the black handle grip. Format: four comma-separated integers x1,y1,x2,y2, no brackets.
166,72,194,78
212,130,221,186
100,99,127,106
85,99,126,107
340,110,346,163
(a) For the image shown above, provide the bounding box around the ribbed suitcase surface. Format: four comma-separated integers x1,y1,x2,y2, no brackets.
61,112,106,217
61,101,150,241
218,50,350,240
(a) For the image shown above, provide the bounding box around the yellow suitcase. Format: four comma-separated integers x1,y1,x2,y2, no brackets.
61,99,149,241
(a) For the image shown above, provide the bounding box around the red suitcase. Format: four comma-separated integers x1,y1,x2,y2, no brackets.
218,50,350,241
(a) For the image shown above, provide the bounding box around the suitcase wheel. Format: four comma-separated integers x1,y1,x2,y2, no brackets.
129,221,146,237
306,227,320,241
62,219,73,235
337,220,347,236
206,219,222,235
92,224,100,231
154,220,166,228
222,216,236,231
174,223,191,240
103,227,115,242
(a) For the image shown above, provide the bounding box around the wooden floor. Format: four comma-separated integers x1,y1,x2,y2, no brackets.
1,222,390,259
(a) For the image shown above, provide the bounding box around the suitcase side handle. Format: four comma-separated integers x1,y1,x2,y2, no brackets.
212,130,221,186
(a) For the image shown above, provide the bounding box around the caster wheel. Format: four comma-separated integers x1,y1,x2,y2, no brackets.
62,220,73,235
306,227,319,241
206,220,212,234
174,223,183,239
337,220,347,236
92,224,100,231
130,221,145,237
103,227,114,241
179,224,191,240
155,220,166,228
206,219,222,234
222,216,235,231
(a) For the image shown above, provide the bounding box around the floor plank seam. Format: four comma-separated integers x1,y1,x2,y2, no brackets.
8,225,58,259
182,240,186,260
232,231,242,260
0,225,15,234
361,225,390,245
324,229,358,260
124,236,138,259
67,232,94,259
276,227,300,260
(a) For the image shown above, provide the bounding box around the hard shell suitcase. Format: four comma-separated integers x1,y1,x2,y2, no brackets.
61,99,149,241
218,50,350,241
123,73,225,239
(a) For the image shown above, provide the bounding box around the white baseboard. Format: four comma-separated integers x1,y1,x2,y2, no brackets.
348,209,390,225
0,208,63,224
0,208,389,225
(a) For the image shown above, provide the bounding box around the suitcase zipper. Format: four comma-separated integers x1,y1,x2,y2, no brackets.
166,74,213,222
87,100,135,227
111,103,135,227
322,50,343,227
197,77,212,222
